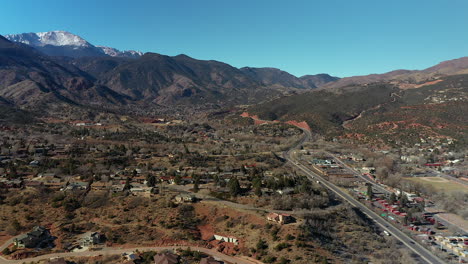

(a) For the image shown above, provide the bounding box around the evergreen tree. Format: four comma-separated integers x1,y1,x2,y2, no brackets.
254,185,262,197
193,181,200,193
147,174,156,187
400,193,409,207
389,192,397,204
229,177,241,197
367,184,373,199
123,177,132,191
7,162,17,180
174,174,182,185
253,177,262,197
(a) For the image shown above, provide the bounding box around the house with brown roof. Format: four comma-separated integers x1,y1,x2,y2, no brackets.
154,252,179,264
266,212,294,225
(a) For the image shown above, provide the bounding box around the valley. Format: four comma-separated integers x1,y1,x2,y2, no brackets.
0,28,467,264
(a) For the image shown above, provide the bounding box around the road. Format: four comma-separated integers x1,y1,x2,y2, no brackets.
0,129,445,264
324,143,468,235
167,184,334,216
0,245,260,264
0,236,21,255
284,129,445,264
324,151,391,195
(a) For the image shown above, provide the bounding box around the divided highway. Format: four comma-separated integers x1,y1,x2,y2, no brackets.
284,130,445,264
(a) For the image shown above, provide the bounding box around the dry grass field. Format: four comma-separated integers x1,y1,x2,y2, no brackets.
405,177,468,194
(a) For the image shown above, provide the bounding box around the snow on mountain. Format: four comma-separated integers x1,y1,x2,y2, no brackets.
96,46,143,58
6,30,91,47
5,31,143,58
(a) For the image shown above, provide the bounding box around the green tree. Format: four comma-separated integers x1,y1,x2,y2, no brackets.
256,239,268,250
254,185,262,197
2,248,11,255
146,175,156,187
123,177,132,191
229,177,241,197
63,197,81,212
253,177,262,197
389,192,397,204
399,193,409,207
193,181,200,193
174,174,182,185
6,162,17,180
367,184,373,199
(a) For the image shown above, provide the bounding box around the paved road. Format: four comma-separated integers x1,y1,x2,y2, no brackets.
0,236,20,254
284,129,445,264
0,245,260,264
324,151,391,195
167,184,334,216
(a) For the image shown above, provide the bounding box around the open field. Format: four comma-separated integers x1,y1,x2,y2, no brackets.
405,177,468,194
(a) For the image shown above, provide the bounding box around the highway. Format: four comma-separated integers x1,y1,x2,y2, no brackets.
323,150,391,195
283,129,446,264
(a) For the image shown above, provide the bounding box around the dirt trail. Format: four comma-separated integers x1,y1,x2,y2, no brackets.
240,112,311,132
342,91,402,129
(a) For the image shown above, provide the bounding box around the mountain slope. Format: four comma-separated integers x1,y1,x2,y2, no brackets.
240,67,338,89
322,57,468,90
0,35,130,109
250,82,399,134
99,53,275,104
250,75,468,143
240,67,307,89
300,74,340,88
5,31,142,58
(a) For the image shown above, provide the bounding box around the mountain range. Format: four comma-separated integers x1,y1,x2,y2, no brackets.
0,31,339,112
1,30,468,138
5,31,143,58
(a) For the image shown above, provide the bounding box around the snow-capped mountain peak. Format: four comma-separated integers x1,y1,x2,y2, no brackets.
96,46,143,58
6,30,92,47
5,31,143,58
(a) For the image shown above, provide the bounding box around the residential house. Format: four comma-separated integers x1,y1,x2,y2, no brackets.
14,226,51,248
80,232,103,247
212,234,239,245
130,186,153,197
61,182,87,192
266,212,294,225
154,252,179,264
122,252,140,262
276,188,295,195
174,194,196,203
91,181,112,191
24,180,44,189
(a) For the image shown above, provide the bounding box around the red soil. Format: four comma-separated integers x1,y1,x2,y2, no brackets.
240,112,311,132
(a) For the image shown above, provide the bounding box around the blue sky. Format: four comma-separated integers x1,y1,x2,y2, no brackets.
1,0,468,77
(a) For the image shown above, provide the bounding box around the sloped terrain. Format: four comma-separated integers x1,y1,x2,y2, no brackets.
251,74,468,144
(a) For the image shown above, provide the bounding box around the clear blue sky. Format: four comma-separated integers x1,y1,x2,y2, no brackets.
1,0,468,77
